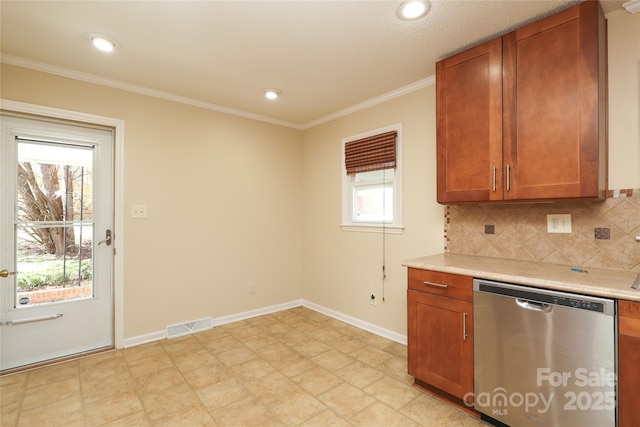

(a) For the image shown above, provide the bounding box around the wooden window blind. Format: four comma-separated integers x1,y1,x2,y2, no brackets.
344,131,397,175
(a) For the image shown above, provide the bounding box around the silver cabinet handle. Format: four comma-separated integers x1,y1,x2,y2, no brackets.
463,312,468,341
492,166,497,192
506,164,511,191
423,281,448,289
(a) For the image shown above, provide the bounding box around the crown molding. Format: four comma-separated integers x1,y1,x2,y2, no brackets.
1,53,435,131
0,54,304,130
301,76,436,130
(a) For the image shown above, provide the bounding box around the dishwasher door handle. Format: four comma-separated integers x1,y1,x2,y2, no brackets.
516,298,552,313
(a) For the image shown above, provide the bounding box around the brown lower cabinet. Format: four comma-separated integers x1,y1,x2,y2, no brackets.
618,300,640,427
407,271,639,424
407,269,474,407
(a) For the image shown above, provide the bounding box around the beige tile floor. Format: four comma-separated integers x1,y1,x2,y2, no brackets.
1,307,491,426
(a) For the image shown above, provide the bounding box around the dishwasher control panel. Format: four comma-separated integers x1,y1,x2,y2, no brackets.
475,280,613,315
564,298,603,311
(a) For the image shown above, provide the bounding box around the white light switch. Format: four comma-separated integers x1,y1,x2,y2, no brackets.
547,214,571,233
131,204,148,219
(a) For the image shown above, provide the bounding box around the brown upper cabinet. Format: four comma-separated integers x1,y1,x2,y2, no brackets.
436,1,606,204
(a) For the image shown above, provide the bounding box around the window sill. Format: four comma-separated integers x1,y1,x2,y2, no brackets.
340,224,404,234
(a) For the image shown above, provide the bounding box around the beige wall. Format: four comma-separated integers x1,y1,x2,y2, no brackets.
1,9,637,341
1,64,304,338
607,10,640,189
301,86,443,336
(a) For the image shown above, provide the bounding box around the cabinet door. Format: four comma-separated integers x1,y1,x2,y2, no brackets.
618,335,640,427
503,1,604,200
407,289,473,402
436,37,503,204
618,300,640,427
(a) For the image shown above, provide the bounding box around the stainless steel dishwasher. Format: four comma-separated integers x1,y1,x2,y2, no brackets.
473,279,616,427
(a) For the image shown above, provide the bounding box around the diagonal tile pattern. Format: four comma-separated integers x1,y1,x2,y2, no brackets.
1,307,489,426
446,189,640,272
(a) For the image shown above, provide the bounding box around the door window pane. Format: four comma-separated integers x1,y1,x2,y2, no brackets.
14,141,94,306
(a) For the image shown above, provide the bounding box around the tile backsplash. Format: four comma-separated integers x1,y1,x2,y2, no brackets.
445,189,640,272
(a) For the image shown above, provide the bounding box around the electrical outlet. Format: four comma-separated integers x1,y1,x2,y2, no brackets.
131,204,148,219
547,214,571,233
370,293,377,306
249,282,256,293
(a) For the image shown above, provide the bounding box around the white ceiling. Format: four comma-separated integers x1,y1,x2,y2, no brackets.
0,1,626,129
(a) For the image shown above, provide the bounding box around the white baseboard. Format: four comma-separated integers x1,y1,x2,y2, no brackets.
123,300,303,348
122,299,407,348
123,330,166,348
302,300,407,345
211,299,304,327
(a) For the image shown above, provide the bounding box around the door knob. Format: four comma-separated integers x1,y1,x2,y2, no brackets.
0,269,17,278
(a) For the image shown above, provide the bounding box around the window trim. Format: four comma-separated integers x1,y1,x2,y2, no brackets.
341,124,404,234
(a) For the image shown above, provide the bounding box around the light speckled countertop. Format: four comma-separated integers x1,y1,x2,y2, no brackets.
403,253,640,302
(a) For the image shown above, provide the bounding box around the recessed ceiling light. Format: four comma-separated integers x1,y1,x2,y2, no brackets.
264,89,280,100
397,1,430,20
87,33,118,52
622,0,640,13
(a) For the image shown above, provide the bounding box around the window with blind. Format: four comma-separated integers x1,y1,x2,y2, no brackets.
341,124,403,233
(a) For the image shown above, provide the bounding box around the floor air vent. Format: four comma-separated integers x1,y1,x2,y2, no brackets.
166,317,213,339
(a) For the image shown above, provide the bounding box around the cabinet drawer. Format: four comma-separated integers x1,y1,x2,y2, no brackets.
408,269,473,302
619,300,640,338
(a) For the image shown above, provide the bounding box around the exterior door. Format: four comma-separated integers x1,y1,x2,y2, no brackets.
1,115,113,371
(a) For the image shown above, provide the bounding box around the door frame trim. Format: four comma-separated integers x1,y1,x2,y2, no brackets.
1,99,125,349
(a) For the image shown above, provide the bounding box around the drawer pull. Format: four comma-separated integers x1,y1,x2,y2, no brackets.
423,281,448,289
